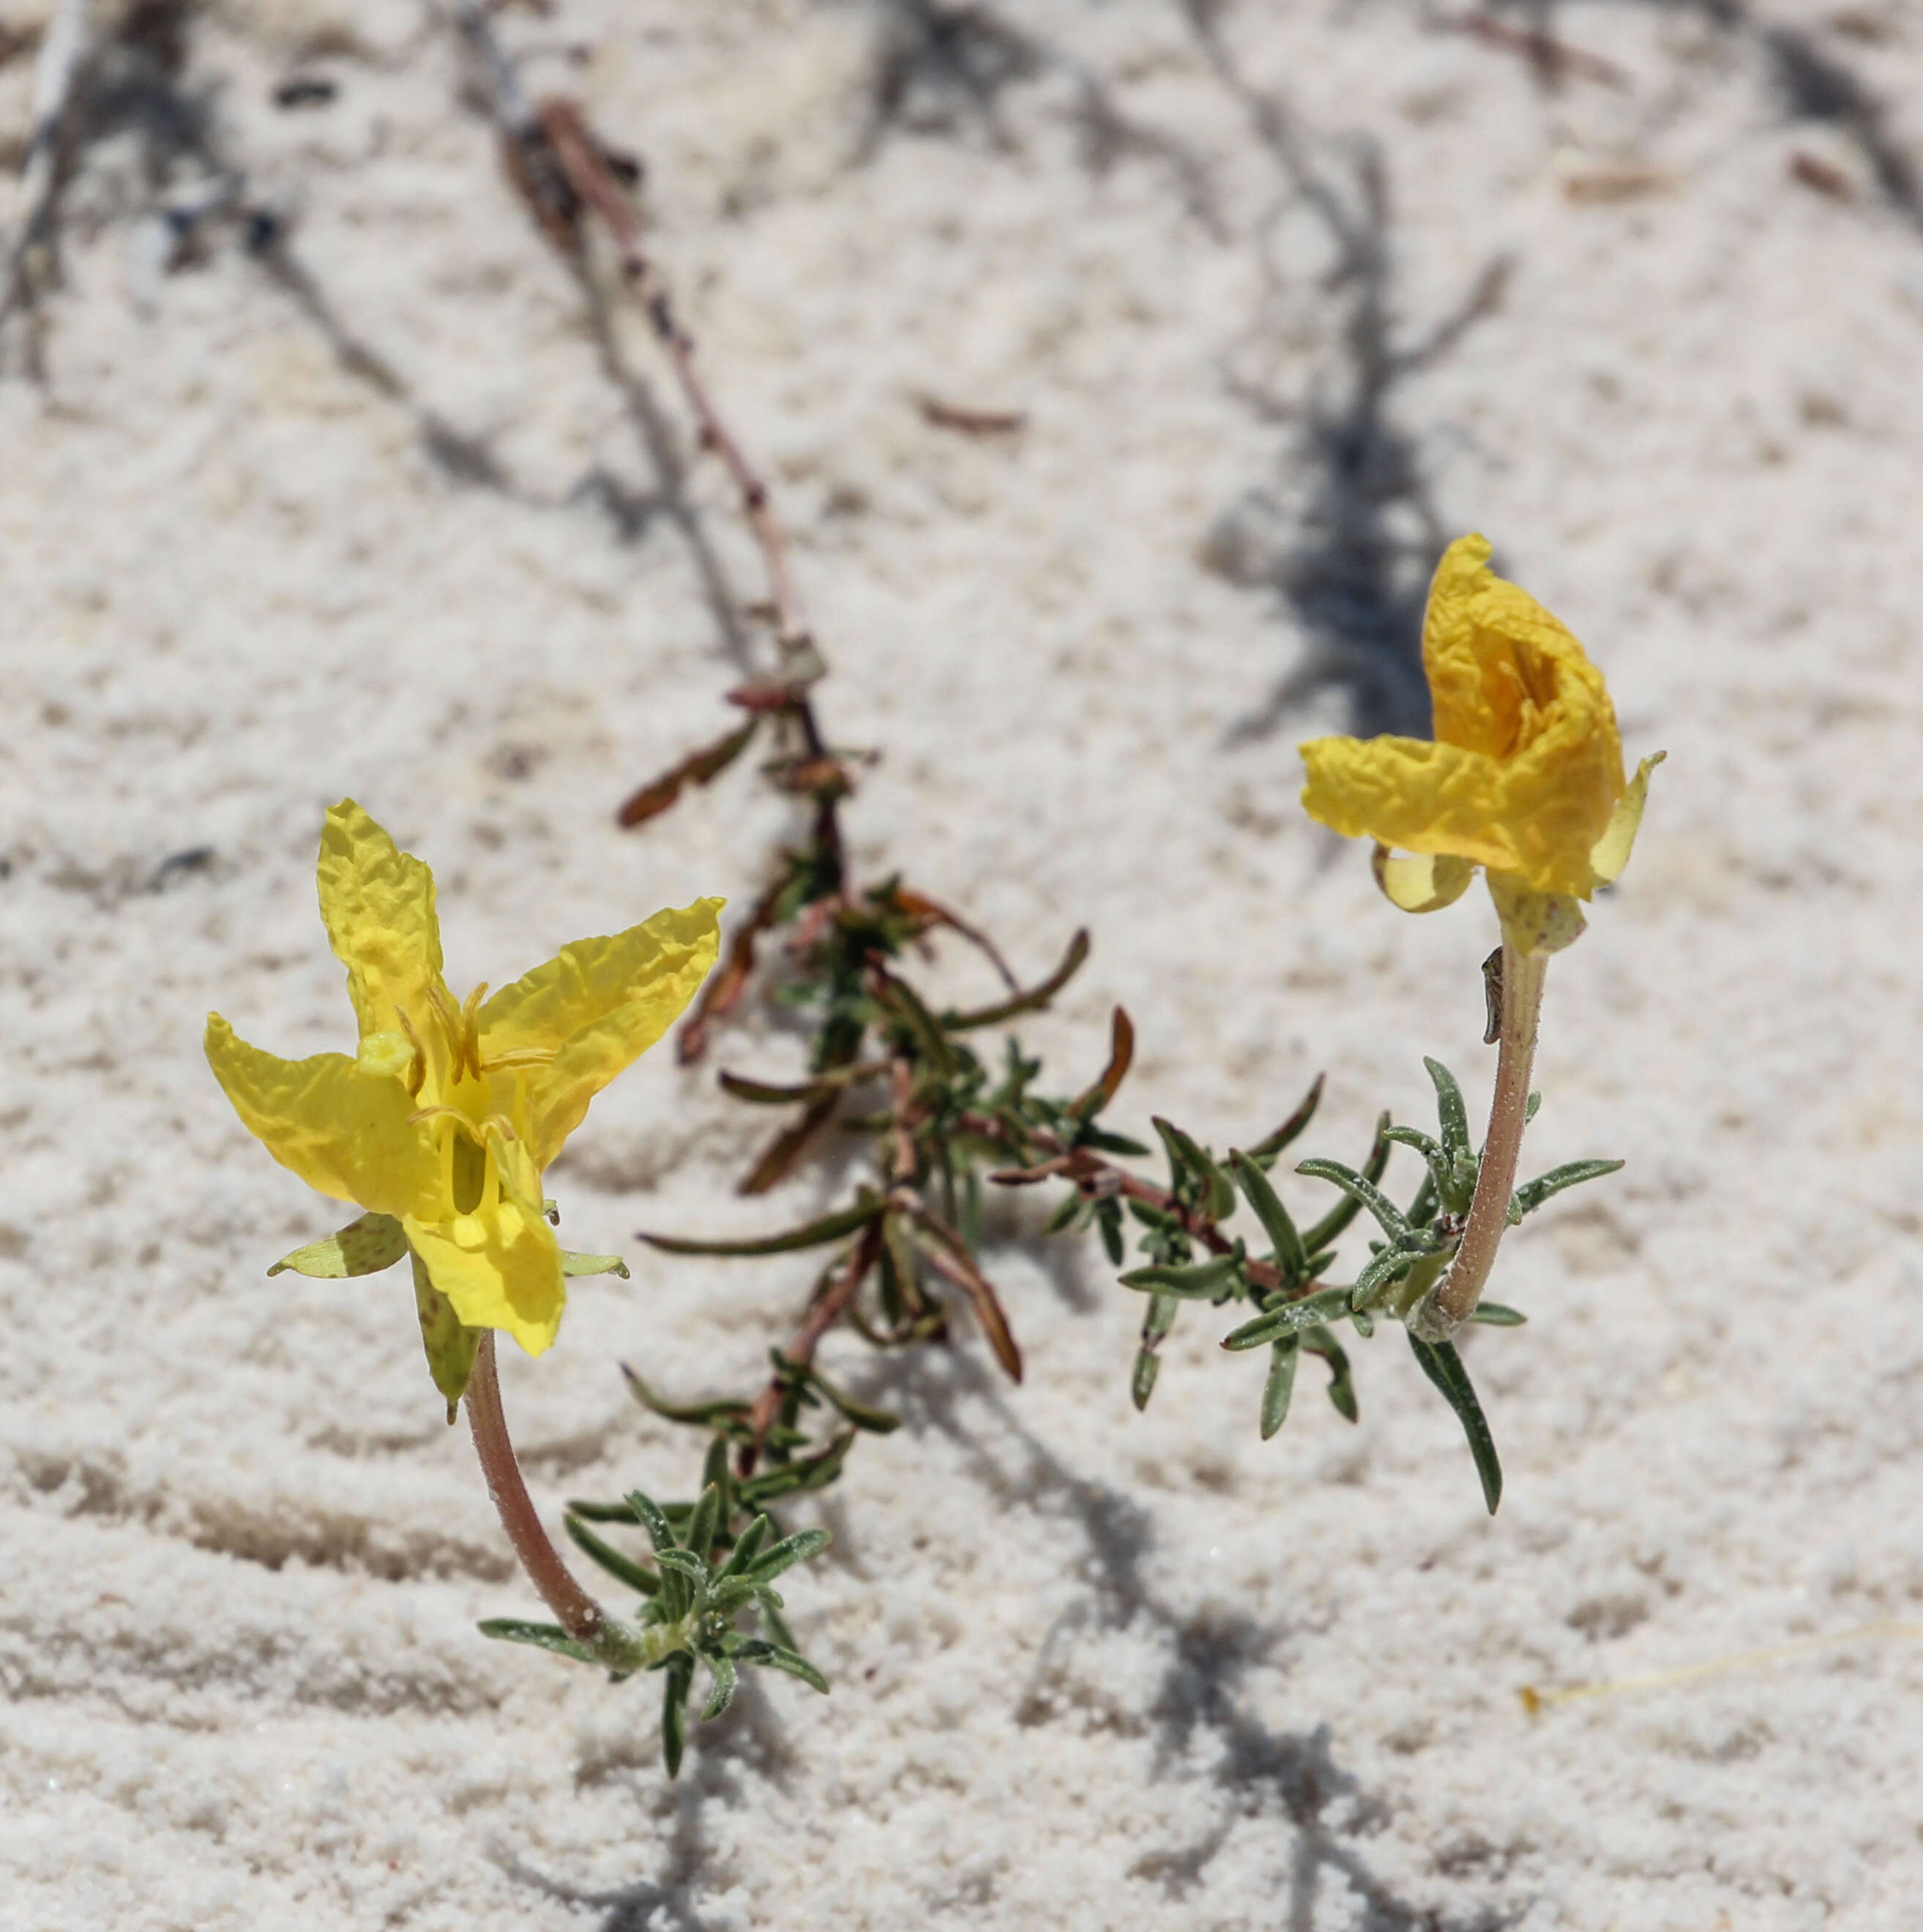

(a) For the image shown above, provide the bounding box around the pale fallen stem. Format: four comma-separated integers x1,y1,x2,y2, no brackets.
1521,1620,1923,1714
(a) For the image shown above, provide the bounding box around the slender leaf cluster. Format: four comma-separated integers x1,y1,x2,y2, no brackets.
484,1461,829,1777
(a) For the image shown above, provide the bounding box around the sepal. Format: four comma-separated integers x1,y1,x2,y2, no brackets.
268,1212,408,1279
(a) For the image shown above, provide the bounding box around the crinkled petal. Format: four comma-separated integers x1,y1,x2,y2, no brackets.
406,1200,567,1357
1591,751,1665,887
1420,535,1627,892
316,799,448,1041
478,900,722,1165
1422,535,1614,761
1302,734,1523,874
206,1015,439,1217
1370,844,1476,914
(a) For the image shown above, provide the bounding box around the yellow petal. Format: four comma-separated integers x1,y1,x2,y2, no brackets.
316,800,448,1041
406,1199,567,1357
206,1015,439,1218
478,900,722,1166
1302,734,1523,873
1420,537,1627,894
1370,844,1476,914
1591,751,1665,887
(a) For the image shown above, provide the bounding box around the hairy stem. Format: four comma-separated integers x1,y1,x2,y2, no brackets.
466,1330,605,1644
1430,941,1549,1329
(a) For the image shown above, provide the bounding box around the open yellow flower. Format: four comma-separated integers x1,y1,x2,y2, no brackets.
206,801,721,1395
1299,534,1659,952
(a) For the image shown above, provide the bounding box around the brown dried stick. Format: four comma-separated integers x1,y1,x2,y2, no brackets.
535,101,814,668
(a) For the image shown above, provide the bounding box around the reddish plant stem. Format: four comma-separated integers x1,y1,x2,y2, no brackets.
502,88,847,902
738,1217,886,1480
465,1330,605,1644
1430,941,1548,1329
537,101,812,665
963,1112,1291,1296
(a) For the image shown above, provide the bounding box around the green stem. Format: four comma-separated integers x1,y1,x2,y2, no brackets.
1421,942,1549,1336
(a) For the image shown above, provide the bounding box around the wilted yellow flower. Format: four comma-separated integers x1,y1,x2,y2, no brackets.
207,802,720,1390
1300,534,1659,951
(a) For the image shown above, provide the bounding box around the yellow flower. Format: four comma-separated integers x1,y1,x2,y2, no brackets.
1299,534,1659,951
207,801,721,1385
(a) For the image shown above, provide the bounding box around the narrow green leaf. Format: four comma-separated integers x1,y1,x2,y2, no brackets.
717,1065,875,1105
560,1249,630,1278
717,1513,772,1580
1299,1115,1392,1254
1406,1332,1502,1515
759,1599,801,1655
1131,1349,1161,1411
1081,1128,1151,1157
1097,1200,1124,1266
564,1499,647,1524
1132,1291,1178,1412
1244,1073,1325,1165
1382,1125,1450,1204
739,1431,855,1503
269,1212,408,1279
654,1548,709,1584
750,1526,831,1584
1350,1240,1430,1310
1301,1325,1357,1422
685,1483,724,1565
637,1195,881,1258
619,1365,753,1431
662,1654,695,1778
1470,1301,1527,1326
1220,1283,1354,1351
701,1436,733,1525
624,1490,679,1556
1153,1118,1236,1221
564,1515,662,1597
1424,1058,1471,1160
1118,1244,1246,1300
477,1619,596,1664
733,1639,830,1694
1260,1336,1299,1440
1509,1159,1625,1220
805,1365,900,1435
701,1655,740,1722
1045,1191,1083,1234
1230,1150,1307,1280
941,928,1090,1031
873,971,955,1079
1296,1156,1410,1243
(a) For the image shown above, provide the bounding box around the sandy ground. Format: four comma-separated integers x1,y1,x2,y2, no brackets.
4,2,1923,1928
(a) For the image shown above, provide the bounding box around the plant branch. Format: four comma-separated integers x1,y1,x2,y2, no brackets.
1422,941,1548,1334
465,1329,606,1644
739,1216,886,1478
534,100,813,667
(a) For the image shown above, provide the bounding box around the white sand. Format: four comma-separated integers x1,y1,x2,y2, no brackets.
4,2,1922,1927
